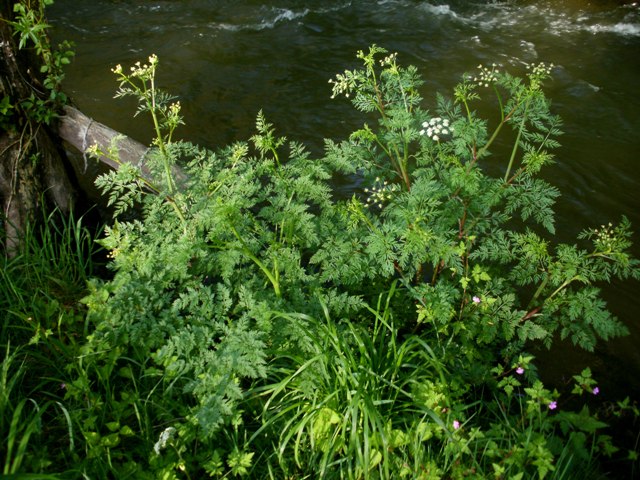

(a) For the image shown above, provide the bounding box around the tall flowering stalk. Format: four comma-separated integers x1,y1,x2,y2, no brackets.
112,55,184,195
329,45,422,190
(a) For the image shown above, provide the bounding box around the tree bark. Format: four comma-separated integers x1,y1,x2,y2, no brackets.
1,0,76,255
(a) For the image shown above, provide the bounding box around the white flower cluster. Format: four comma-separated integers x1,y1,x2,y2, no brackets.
420,117,453,142
473,63,499,88
364,177,399,209
153,426,176,455
526,62,554,77
593,222,615,252
526,62,555,89
379,52,398,67
329,71,352,99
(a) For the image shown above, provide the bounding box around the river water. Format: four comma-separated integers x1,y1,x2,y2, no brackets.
48,1,640,398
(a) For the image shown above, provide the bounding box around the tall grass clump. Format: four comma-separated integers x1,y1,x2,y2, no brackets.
252,284,449,478
0,207,101,476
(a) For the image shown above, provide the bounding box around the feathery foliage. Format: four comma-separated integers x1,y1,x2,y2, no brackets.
7,46,638,478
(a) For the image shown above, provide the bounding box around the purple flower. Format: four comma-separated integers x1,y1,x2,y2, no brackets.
592,387,600,395
472,296,481,304
453,420,461,430
516,367,524,375
548,401,557,410
60,383,67,390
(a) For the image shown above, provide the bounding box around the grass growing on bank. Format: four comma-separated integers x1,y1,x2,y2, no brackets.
0,207,101,476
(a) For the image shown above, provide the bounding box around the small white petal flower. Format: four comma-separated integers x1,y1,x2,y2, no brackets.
154,427,176,455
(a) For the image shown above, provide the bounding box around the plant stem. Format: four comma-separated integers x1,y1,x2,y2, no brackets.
148,75,176,195
528,275,548,308
229,224,281,297
504,97,531,183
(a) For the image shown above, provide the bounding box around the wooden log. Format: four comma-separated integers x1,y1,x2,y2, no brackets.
55,105,187,185
56,105,151,177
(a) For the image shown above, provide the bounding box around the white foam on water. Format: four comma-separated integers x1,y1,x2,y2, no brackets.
417,1,640,39
421,3,459,19
213,7,310,32
585,22,640,37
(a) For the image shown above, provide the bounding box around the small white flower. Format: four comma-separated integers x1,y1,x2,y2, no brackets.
420,117,453,142
363,178,398,210
153,427,176,455
474,63,500,88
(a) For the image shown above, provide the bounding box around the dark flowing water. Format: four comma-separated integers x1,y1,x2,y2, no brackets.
48,1,640,398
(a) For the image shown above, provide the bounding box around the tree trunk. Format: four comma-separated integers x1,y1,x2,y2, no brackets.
1,0,76,255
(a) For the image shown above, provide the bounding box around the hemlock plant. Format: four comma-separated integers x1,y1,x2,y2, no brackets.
74,46,639,478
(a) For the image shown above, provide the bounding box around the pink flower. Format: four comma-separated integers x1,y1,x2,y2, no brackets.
453,420,461,430
516,367,524,375
548,401,557,410
592,387,600,395
472,296,481,304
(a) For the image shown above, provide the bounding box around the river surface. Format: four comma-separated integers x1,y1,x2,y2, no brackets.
48,0,640,398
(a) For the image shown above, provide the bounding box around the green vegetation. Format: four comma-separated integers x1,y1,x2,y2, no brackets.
0,207,99,476
2,44,640,479
4,0,74,126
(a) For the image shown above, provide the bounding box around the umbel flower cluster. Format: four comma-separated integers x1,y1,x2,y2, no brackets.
420,117,453,142
526,61,554,77
364,177,399,208
472,63,499,87
112,53,158,78
593,222,618,252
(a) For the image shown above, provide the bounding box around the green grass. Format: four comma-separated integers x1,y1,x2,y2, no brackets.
0,207,101,477
251,284,451,479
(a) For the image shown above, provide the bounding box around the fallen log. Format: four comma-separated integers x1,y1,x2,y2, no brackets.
56,105,187,186
56,105,149,173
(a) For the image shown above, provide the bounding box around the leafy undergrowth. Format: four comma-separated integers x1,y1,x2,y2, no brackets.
2,47,640,479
